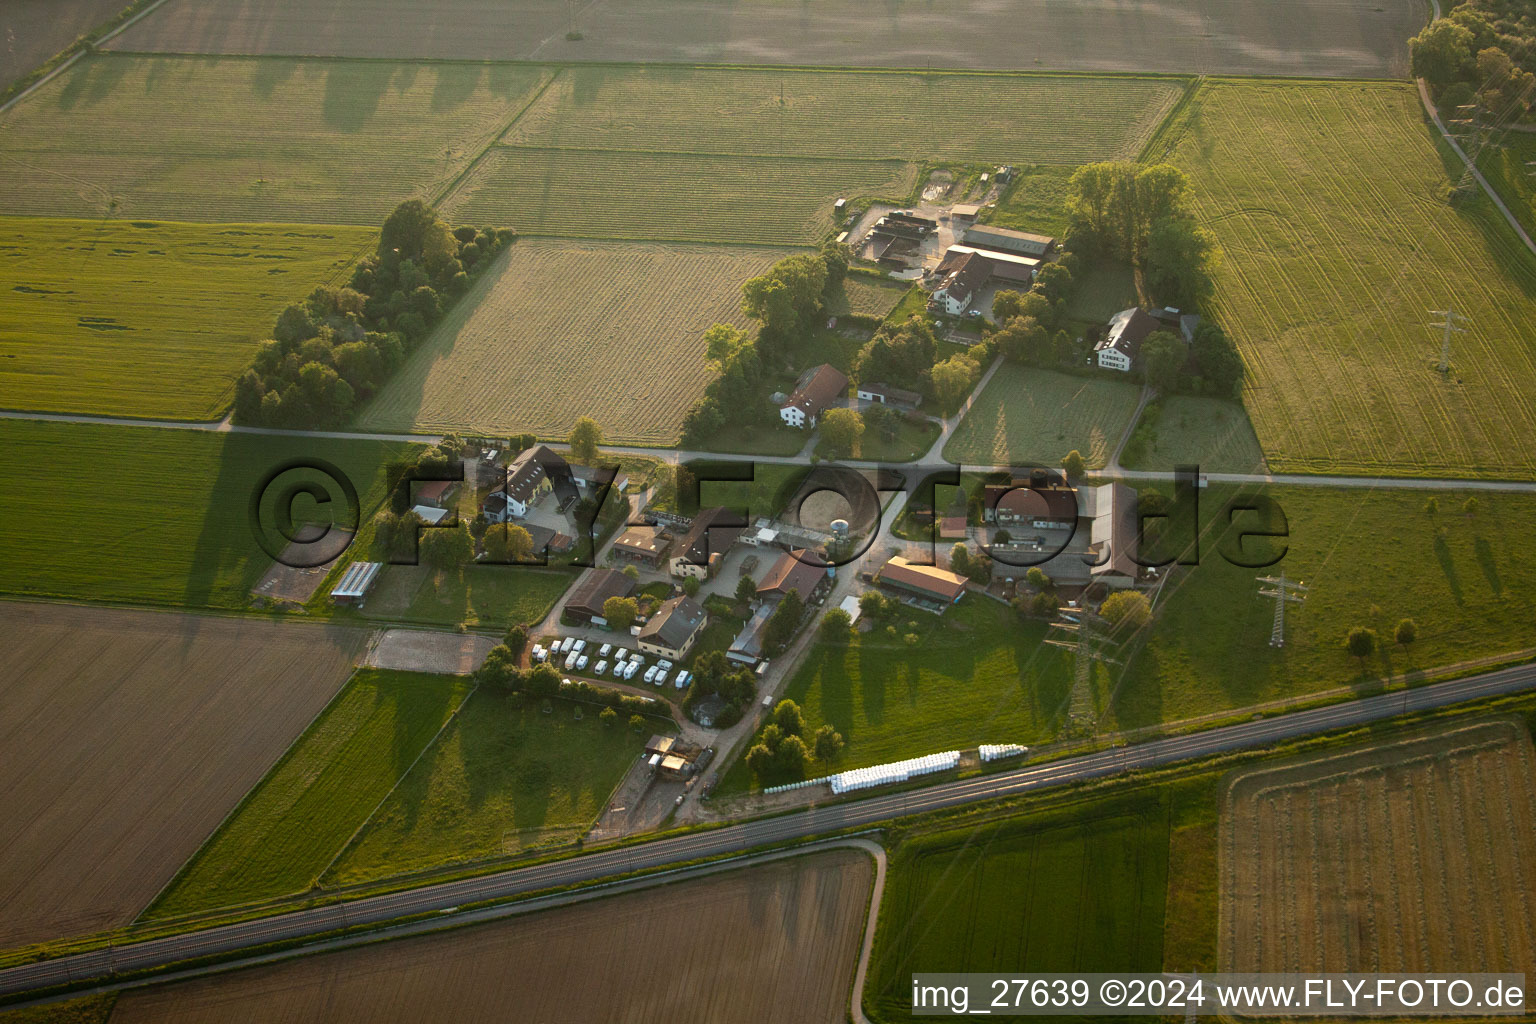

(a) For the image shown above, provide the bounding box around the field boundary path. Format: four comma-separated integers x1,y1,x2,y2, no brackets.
14,389,1536,491
3,659,1535,997
1106,384,1154,473
1416,78,1536,260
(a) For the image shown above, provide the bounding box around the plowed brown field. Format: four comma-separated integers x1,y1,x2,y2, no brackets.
0,603,364,950
1220,720,1536,974
110,849,873,1023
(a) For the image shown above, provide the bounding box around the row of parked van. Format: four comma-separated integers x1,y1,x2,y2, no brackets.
529,636,693,690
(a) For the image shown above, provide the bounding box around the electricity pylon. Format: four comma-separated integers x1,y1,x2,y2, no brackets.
1256,574,1307,648
1427,308,1468,374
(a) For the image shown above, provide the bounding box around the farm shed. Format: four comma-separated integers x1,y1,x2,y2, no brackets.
613,524,670,566
755,549,828,603
728,601,775,666
874,556,967,606
565,568,636,624
962,224,1055,257
330,561,382,606
414,479,458,507
411,504,450,525
855,381,922,409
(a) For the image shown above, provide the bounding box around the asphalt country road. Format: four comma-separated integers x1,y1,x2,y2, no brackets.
3,659,1534,998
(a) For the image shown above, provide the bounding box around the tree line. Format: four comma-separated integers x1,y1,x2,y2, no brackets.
1411,1,1536,121
234,200,513,429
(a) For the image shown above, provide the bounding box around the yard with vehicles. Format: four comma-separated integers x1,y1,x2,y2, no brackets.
1221,719,1536,973
355,239,792,444
146,670,474,920
0,217,371,419
0,419,416,609
503,66,1186,165
1161,79,1536,480
442,148,916,244
0,602,365,949
106,850,872,1024
0,53,549,224
943,364,1142,470
102,0,1419,78
325,689,668,883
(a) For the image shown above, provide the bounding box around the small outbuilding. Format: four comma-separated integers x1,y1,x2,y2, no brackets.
330,561,382,606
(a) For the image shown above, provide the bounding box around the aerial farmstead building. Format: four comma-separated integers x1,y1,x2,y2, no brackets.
637,596,709,661
873,556,968,607
779,363,850,428
669,506,747,580
1094,307,1161,372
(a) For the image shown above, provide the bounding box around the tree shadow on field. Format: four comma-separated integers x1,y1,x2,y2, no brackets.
1474,535,1502,595
1433,531,1463,606
430,64,482,114
321,61,394,132
251,58,299,101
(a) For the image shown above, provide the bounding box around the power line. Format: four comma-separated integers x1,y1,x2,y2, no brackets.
1256,573,1307,648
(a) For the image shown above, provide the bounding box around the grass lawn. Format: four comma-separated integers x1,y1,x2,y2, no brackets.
325,690,664,884
1063,260,1139,323
867,794,1170,1020
1478,131,1536,241
1162,80,1536,479
1118,395,1266,473
0,53,549,224
0,218,372,420
721,598,1073,791
1109,484,1536,733
826,275,913,319
356,563,575,629
146,671,473,919
0,419,417,609
943,364,1142,470
978,164,1075,237
840,415,940,463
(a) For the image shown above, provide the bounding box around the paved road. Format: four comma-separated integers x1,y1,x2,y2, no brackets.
3,659,1533,997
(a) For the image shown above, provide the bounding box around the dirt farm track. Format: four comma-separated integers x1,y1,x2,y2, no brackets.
106,0,1422,78
107,850,873,1024
0,603,365,950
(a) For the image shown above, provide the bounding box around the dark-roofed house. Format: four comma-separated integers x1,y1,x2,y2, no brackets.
669,506,747,580
855,381,922,409
983,481,1080,529
962,224,1056,257
638,596,709,661
755,549,827,603
565,568,637,624
1094,308,1161,372
484,445,577,521
874,556,968,607
932,250,993,315
779,363,850,429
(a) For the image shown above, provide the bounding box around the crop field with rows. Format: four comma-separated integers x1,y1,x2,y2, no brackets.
356,238,792,443
504,66,1187,164
0,53,550,224
1221,720,1536,974
1165,81,1536,479
0,217,372,419
442,147,915,244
